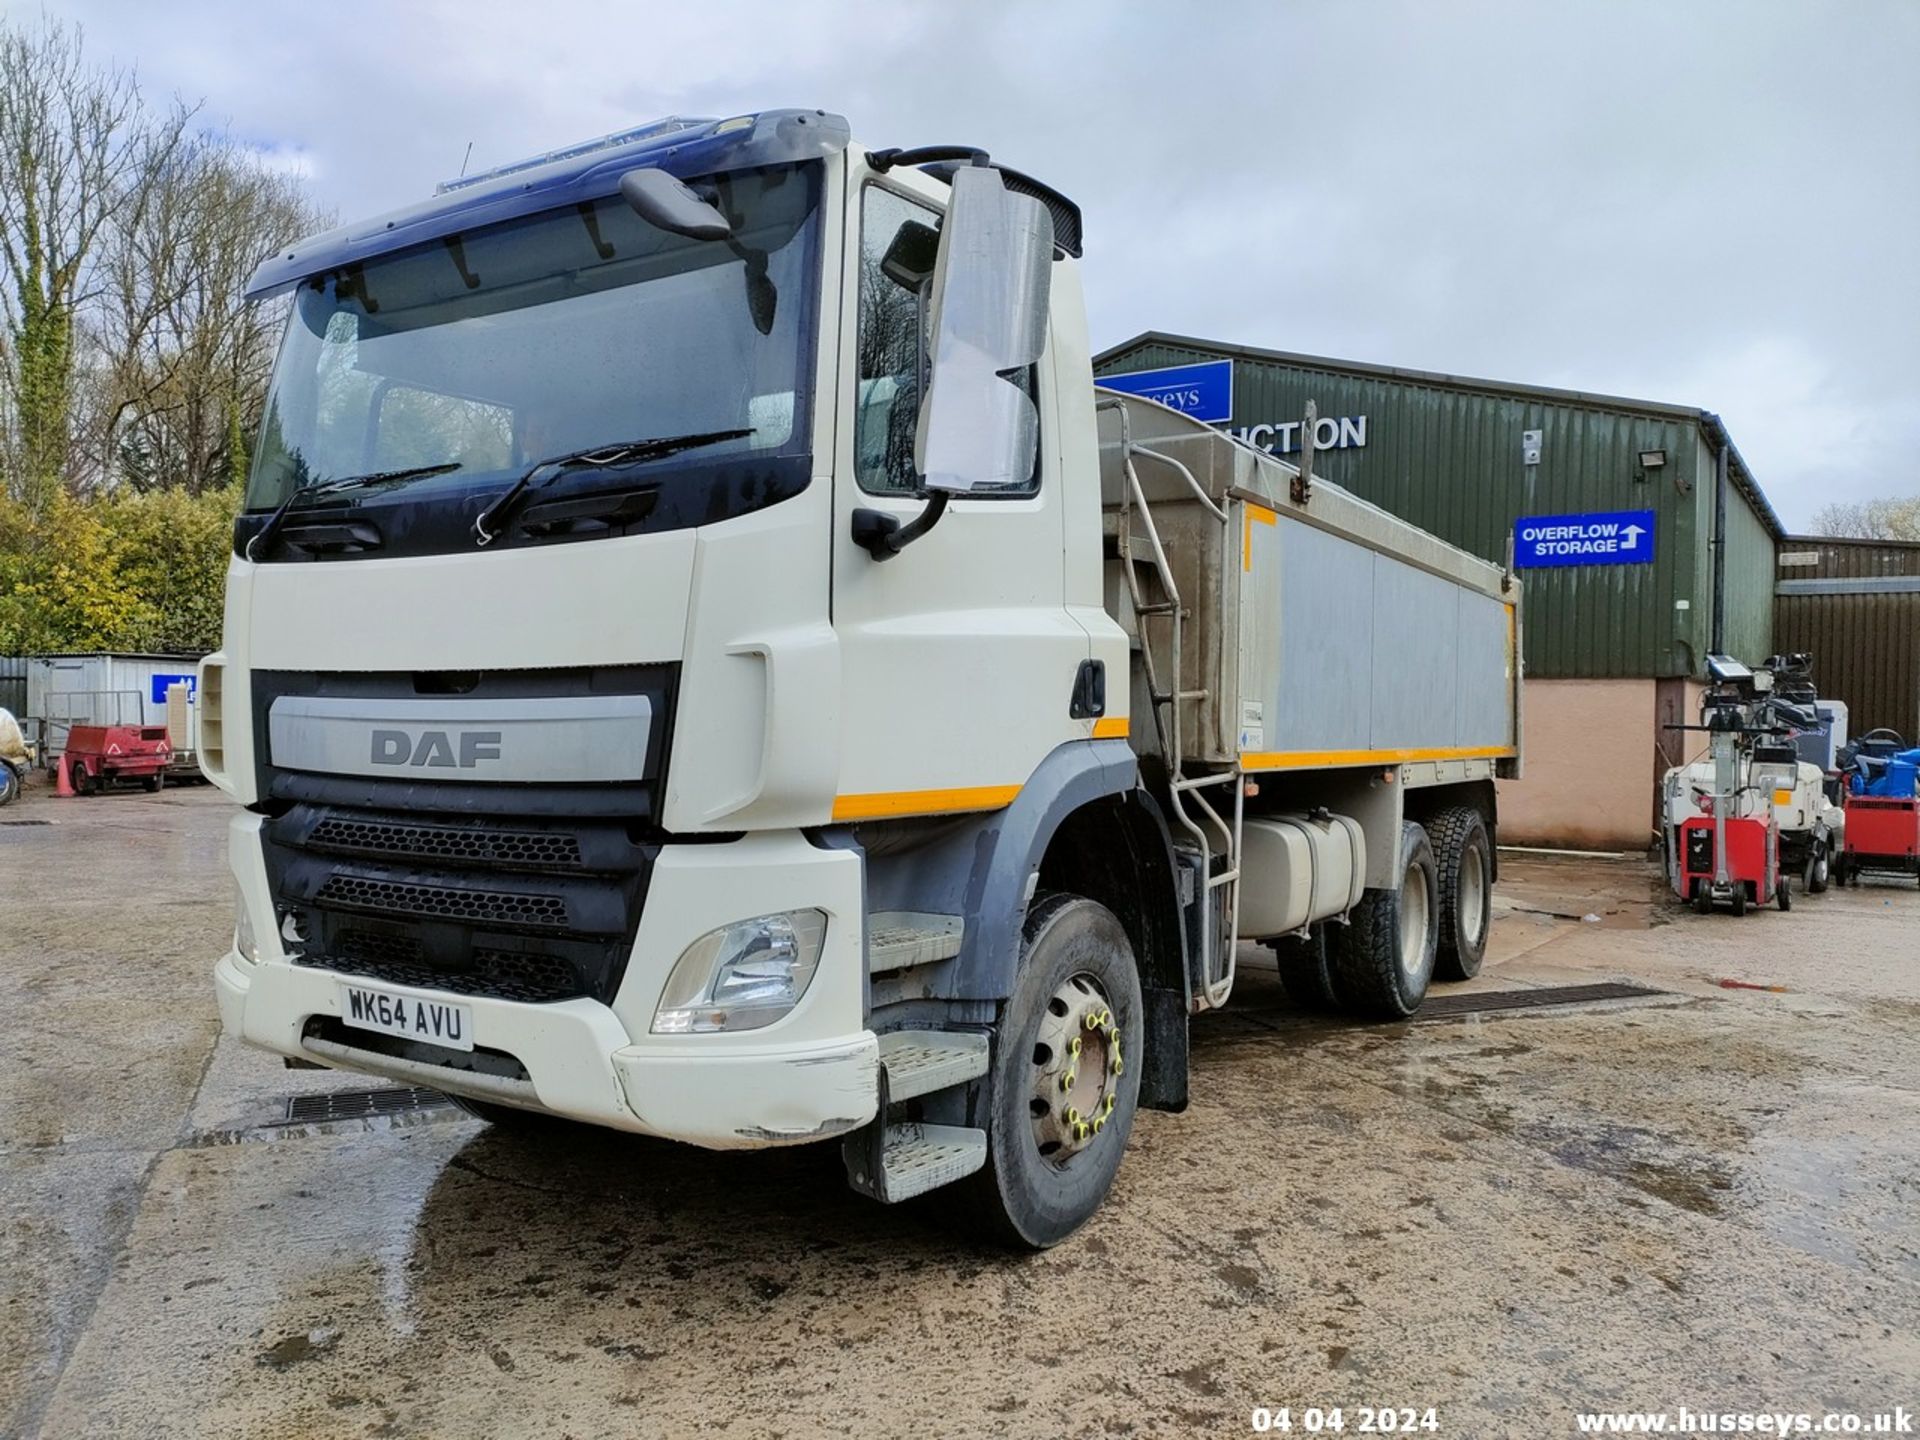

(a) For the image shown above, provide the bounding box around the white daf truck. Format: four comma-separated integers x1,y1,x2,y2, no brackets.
205,110,1521,1247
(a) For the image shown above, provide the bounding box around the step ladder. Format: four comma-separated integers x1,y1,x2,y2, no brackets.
844,1029,990,1203
1098,395,1244,1011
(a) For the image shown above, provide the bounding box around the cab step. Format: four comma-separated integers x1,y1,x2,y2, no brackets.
845,1121,987,1203
877,1029,989,1101
868,911,964,974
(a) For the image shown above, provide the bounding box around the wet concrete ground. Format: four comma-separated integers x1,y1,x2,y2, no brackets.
3,784,1917,1437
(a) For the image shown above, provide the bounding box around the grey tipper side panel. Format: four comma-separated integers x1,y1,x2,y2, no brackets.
1248,507,1514,756
268,694,652,782
1098,391,1520,767
860,740,1141,1002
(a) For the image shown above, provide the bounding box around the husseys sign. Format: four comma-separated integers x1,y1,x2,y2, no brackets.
1098,359,1368,455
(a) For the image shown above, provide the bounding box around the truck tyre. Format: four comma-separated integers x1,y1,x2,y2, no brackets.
1776,875,1791,911
1731,884,1747,917
951,893,1143,1250
1329,821,1438,1020
1270,930,1339,1010
1428,805,1492,981
0,763,18,807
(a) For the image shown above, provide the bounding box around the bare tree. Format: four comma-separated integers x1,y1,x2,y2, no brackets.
89,136,330,494
1809,497,1920,542
0,14,189,510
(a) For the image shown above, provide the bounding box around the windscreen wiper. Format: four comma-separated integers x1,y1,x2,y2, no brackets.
245,462,463,562
472,429,754,547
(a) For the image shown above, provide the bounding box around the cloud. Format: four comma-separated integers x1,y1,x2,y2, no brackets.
25,0,1918,530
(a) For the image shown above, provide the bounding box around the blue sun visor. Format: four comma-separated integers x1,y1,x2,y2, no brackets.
245,109,850,300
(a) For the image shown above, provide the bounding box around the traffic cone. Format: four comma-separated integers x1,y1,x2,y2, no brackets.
54,753,73,798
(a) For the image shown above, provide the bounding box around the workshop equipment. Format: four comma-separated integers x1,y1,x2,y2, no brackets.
1663,655,1791,914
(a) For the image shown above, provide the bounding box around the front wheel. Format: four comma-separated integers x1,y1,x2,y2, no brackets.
1329,821,1438,1019
143,772,164,793
1776,876,1791,911
69,758,96,796
950,893,1143,1250
0,763,18,807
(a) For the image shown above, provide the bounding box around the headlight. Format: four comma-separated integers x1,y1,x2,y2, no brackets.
652,909,827,1034
233,882,262,966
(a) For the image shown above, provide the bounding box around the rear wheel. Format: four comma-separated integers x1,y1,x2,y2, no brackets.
1429,806,1492,981
143,772,164,793
1731,884,1748,917
70,758,96,796
1777,875,1791,911
1692,879,1713,915
950,893,1143,1250
0,763,18,807
1270,930,1339,1009
1329,821,1438,1019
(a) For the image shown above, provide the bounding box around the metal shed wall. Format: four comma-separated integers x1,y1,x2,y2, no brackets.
1774,539,1920,743
1095,337,1779,680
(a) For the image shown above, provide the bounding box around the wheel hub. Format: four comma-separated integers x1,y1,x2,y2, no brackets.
1028,972,1121,1163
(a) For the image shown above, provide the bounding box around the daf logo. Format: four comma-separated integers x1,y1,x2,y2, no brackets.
369,728,504,769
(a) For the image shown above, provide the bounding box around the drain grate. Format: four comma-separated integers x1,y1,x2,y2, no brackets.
1417,982,1663,1019
0,819,52,826
279,1085,455,1125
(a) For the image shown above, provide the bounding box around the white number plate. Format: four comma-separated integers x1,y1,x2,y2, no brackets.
339,983,474,1052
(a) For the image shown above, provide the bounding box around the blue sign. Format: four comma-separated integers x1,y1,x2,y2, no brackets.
1097,359,1234,424
1513,510,1657,568
150,672,197,704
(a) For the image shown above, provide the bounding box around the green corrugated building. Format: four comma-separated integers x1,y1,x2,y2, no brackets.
1094,332,1786,849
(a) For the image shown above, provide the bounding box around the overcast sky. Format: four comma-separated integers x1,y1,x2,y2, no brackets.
32,0,1920,529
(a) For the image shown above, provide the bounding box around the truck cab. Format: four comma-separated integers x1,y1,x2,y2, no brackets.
207,111,1517,1247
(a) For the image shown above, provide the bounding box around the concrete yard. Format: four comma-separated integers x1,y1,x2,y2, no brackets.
3,785,1916,1438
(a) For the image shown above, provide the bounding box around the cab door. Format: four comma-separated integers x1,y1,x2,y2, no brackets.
827,161,1089,823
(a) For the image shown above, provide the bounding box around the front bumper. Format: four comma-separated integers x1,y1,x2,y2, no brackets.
219,815,879,1149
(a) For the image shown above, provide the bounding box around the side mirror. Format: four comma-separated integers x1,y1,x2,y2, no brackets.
913,167,1052,494
619,168,732,240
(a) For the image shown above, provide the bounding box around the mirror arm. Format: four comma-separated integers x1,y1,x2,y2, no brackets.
868,145,990,173
850,491,950,562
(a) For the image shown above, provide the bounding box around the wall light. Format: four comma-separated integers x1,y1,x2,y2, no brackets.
1638,448,1667,471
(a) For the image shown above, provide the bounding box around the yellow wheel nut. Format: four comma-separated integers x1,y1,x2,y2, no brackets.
1104,1093,1117,1115
1094,1116,1106,1134
1070,1036,1082,1056
1112,1057,1123,1075
1061,1069,1076,1091
1099,1009,1112,1028
1065,1106,1080,1125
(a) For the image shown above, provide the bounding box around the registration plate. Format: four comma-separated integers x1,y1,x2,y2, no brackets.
339,983,474,1052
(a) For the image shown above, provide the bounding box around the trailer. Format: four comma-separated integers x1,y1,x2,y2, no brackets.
202,110,1521,1247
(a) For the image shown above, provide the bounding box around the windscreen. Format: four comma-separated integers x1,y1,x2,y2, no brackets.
246,162,822,512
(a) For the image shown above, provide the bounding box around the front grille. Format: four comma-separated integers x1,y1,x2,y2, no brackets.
297,945,584,1004
264,802,654,1007
314,874,571,929
308,816,584,870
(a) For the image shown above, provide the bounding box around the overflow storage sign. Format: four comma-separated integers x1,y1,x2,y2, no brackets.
1514,510,1656,569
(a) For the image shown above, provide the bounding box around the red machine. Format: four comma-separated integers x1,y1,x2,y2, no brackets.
63,724,171,795
1676,810,1785,915
1837,794,1920,886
